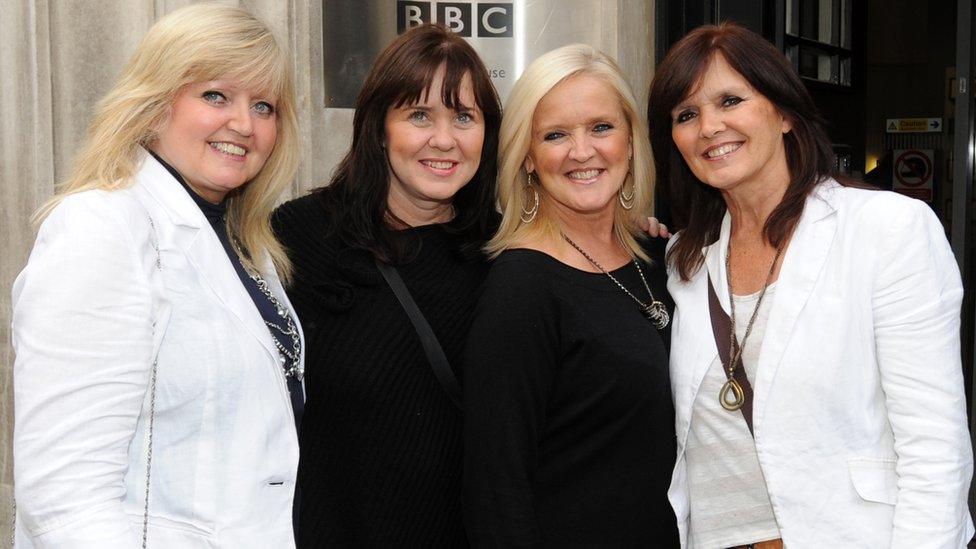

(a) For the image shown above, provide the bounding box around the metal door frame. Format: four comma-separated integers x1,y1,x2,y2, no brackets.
953,0,975,429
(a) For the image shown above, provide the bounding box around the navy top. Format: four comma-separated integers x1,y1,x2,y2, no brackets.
148,151,305,427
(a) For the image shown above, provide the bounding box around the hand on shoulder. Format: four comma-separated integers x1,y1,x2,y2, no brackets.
638,216,671,239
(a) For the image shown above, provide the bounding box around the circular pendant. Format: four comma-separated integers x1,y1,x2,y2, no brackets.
643,301,670,330
719,378,745,411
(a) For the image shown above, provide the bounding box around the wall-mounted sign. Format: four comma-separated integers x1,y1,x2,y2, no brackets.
397,1,514,37
885,118,943,133
321,0,655,109
892,149,934,202
396,1,516,98
322,1,517,109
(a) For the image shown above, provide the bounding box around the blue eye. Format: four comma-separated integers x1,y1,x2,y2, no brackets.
409,110,430,123
253,101,275,116
594,122,613,133
202,90,226,104
456,112,474,124
543,131,564,141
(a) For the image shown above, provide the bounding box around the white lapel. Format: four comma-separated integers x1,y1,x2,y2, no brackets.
703,213,733,309
670,214,731,452
134,153,280,366
751,181,839,429
688,214,733,397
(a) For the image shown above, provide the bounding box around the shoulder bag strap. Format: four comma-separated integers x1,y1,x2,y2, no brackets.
706,272,755,436
375,259,462,410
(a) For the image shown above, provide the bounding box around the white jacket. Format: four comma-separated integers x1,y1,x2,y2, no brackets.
13,154,304,548
666,180,973,548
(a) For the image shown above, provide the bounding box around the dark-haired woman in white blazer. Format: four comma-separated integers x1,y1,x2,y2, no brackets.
13,5,304,547
648,23,972,548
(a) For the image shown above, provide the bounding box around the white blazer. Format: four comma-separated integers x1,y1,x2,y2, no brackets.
12,154,304,548
666,180,974,548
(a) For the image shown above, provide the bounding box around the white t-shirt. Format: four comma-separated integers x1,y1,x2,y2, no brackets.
685,284,781,549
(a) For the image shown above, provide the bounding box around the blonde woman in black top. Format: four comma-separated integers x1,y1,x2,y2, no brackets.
462,44,678,547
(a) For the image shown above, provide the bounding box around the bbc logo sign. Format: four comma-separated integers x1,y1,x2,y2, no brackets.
396,1,514,38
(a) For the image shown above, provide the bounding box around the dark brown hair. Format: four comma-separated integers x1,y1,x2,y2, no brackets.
648,23,840,280
317,23,502,262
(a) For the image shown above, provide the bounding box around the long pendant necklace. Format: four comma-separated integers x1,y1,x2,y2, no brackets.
562,234,670,329
719,238,782,411
233,238,304,381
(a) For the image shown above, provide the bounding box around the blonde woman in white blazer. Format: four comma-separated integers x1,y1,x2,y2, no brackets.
647,23,973,548
12,5,303,548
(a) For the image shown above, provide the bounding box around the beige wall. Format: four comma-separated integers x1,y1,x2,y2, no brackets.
0,1,653,543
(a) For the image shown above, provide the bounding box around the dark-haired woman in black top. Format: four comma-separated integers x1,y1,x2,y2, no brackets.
272,24,502,547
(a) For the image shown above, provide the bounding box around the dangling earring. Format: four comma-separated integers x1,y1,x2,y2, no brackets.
619,159,636,210
520,173,540,223
619,182,636,210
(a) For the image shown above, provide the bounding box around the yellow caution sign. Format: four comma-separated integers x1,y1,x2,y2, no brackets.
885,118,942,133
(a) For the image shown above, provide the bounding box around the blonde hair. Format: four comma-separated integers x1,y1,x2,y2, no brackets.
486,44,654,260
37,3,300,280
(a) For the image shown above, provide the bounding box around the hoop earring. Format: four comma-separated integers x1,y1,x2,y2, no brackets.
619,177,636,210
520,173,540,223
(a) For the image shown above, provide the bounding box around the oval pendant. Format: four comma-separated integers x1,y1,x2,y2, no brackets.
719,378,745,411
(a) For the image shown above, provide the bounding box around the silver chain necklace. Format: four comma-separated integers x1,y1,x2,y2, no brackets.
248,271,304,381
231,237,303,381
562,234,670,329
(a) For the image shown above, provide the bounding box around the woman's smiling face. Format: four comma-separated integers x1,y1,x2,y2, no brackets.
383,65,484,219
670,54,792,195
152,79,278,203
524,72,632,220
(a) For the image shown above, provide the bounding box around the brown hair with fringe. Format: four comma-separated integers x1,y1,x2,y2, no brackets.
317,23,502,263
648,22,844,281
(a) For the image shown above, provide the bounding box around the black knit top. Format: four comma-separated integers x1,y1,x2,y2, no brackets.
272,193,491,547
462,245,679,548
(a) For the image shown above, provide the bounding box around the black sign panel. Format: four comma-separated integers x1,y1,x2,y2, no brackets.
477,3,513,37
437,3,472,37
397,1,432,33
396,1,513,38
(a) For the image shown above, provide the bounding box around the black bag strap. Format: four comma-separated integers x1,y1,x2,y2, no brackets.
375,259,462,409
707,272,755,436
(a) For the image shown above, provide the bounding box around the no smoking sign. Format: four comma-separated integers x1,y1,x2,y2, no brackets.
892,149,934,202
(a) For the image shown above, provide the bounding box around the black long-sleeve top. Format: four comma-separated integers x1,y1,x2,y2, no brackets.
462,242,679,548
272,192,491,547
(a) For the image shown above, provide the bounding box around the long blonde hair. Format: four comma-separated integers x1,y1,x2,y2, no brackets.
37,3,300,280
486,44,654,260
